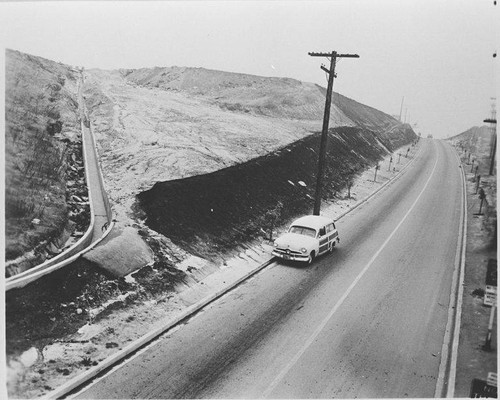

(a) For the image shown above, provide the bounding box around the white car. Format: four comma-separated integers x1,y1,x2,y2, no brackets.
272,215,340,264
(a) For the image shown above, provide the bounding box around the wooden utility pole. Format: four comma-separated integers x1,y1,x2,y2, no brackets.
484,118,497,176
309,51,359,215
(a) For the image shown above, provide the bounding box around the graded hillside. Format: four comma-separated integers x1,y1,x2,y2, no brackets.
4,49,415,273
332,91,412,150
4,49,90,275
449,125,492,143
81,64,415,261
448,125,495,174
83,65,414,225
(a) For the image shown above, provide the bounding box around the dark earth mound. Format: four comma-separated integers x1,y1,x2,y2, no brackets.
137,126,415,260
5,233,186,357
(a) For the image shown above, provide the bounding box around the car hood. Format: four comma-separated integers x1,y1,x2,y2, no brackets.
274,232,317,250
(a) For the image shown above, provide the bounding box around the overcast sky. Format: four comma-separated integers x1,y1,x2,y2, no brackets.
1,0,498,138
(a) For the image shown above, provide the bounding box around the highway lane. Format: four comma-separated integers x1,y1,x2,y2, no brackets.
73,138,463,399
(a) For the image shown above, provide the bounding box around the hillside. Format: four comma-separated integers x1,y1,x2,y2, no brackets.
448,125,495,174
82,65,413,226
76,65,415,264
5,50,416,271
4,50,90,276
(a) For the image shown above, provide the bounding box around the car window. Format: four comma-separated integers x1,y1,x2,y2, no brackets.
289,226,317,237
326,224,333,233
319,227,326,236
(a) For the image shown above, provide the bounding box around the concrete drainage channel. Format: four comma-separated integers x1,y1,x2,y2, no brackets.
47,144,423,399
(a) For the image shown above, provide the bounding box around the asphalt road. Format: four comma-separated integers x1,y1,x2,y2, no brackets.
74,139,463,399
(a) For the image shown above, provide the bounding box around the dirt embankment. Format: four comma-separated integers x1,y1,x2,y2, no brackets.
136,126,411,261
4,49,90,276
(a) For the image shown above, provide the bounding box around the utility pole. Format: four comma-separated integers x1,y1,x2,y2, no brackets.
309,50,359,215
399,96,405,122
485,98,497,176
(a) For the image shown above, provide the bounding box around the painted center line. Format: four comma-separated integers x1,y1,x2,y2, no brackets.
263,152,440,398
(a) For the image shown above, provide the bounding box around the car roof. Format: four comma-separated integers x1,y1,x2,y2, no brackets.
290,215,334,230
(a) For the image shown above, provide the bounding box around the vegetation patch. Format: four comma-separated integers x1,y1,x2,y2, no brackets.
5,49,89,276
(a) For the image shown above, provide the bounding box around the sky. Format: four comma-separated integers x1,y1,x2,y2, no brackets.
0,0,498,138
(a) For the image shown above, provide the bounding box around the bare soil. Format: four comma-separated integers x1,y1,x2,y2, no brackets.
136,126,395,261
4,50,90,276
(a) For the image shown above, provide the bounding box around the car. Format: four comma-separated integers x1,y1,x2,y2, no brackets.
272,215,340,265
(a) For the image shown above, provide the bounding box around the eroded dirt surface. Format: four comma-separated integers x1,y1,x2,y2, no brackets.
137,126,390,260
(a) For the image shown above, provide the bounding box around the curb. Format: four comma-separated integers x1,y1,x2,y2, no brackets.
46,257,277,400
434,142,467,397
445,144,468,397
46,142,422,399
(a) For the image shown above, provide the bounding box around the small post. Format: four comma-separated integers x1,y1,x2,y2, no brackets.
484,305,496,351
471,159,475,173
398,153,401,163
476,175,481,194
374,163,379,182
478,188,486,215
347,179,353,198
387,156,393,172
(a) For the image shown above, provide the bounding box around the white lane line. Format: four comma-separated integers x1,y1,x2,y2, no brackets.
263,149,440,398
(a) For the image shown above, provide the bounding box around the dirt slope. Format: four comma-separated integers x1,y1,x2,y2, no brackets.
4,49,90,275
137,126,390,260
83,65,413,227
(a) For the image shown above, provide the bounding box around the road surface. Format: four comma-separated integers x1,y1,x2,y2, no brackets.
74,138,463,398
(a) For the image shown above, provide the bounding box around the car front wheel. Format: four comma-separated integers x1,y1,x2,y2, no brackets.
306,251,316,265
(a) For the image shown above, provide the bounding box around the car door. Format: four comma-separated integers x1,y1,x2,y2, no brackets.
318,225,329,255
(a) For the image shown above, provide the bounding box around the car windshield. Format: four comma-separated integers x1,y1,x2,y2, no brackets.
289,226,317,237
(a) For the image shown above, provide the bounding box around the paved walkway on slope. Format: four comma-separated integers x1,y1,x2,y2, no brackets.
77,72,111,242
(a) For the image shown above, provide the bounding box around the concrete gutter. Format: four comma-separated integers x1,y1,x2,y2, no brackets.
434,143,468,398
45,141,423,400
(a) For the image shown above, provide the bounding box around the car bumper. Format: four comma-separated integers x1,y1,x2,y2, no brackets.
272,250,309,262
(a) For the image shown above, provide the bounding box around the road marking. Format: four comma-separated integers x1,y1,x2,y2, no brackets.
263,148,440,398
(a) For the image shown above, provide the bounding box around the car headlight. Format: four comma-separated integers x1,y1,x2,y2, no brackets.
301,248,307,253
273,242,278,247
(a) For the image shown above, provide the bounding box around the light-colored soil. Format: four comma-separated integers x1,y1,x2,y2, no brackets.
83,68,353,223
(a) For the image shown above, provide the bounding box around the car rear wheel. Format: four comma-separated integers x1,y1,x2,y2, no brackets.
328,242,335,254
